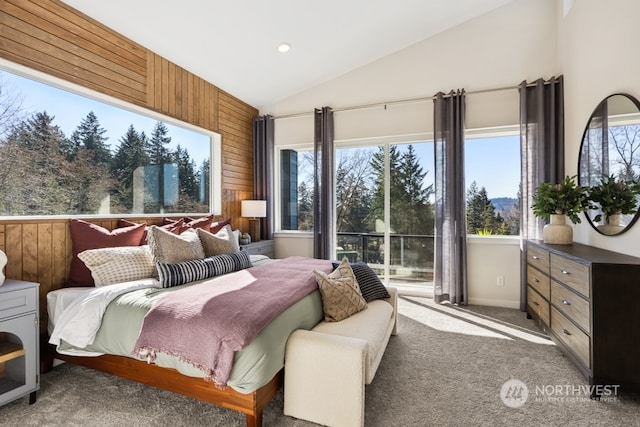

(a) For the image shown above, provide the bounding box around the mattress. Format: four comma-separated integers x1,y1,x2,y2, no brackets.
47,257,324,393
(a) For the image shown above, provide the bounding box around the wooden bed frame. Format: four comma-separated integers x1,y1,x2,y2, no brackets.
54,351,282,427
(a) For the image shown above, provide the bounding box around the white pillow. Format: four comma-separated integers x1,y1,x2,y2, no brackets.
78,245,155,287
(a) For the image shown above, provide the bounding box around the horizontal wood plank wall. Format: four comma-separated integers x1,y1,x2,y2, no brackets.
0,0,259,327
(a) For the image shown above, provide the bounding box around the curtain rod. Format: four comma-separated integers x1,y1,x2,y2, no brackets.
271,80,552,120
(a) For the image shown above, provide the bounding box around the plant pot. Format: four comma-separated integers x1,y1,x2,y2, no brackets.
598,212,625,235
543,214,573,245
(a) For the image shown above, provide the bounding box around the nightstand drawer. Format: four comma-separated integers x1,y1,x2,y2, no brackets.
0,287,37,321
551,306,590,368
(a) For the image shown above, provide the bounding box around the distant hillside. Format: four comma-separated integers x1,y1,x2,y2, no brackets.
491,197,518,211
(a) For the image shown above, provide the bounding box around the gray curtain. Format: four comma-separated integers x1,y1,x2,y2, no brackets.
519,76,564,311
253,115,274,240
433,90,467,305
313,107,334,259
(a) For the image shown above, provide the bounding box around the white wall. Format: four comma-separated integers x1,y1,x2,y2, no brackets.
269,0,559,308
559,0,640,257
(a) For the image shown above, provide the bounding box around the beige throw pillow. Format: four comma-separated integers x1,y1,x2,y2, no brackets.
197,224,240,256
314,258,367,322
147,226,205,264
78,245,155,287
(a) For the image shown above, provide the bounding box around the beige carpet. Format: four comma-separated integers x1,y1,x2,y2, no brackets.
2,296,639,426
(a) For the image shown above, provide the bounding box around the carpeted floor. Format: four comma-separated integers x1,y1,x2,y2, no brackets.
2,296,639,426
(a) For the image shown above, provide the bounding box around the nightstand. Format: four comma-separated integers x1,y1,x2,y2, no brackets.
241,240,274,258
0,280,40,407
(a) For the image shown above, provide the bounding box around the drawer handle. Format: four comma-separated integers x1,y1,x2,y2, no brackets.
533,301,539,306
533,278,540,283
561,299,571,306
562,328,572,336
532,255,540,260
561,269,571,275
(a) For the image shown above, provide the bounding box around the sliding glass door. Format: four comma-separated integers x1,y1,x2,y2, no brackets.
335,141,434,292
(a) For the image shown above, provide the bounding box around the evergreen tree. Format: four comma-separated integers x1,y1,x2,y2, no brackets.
466,181,508,234
1,111,70,214
147,121,171,165
69,111,111,166
111,125,150,211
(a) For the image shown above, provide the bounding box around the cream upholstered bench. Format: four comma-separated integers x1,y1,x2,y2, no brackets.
284,287,397,427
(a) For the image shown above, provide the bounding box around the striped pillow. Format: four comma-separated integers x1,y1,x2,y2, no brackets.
156,250,252,288
332,261,391,302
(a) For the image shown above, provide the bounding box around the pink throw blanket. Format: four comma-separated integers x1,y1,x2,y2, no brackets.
132,256,332,388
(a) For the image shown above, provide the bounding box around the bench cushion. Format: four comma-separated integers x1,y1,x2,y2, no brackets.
312,299,393,383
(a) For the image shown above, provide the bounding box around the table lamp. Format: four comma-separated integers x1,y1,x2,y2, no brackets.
241,200,267,242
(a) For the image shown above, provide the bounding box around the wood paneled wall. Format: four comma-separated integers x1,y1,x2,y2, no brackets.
0,0,259,326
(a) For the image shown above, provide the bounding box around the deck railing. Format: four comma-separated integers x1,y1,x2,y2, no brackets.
336,232,434,285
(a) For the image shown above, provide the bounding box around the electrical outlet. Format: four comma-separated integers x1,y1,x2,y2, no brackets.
497,276,505,286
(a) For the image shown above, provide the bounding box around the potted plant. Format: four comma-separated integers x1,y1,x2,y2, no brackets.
532,175,590,244
588,175,640,230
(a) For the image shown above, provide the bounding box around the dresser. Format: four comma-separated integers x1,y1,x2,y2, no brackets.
526,240,640,394
241,240,274,258
0,280,40,407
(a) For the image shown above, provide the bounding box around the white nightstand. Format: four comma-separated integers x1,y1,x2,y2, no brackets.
0,280,40,407
241,240,274,258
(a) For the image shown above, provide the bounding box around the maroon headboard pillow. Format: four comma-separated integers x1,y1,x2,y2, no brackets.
68,219,146,287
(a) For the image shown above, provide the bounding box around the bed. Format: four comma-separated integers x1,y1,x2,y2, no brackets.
47,255,333,427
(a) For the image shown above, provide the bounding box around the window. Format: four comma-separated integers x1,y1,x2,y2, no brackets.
464,132,521,235
0,67,221,217
280,148,314,230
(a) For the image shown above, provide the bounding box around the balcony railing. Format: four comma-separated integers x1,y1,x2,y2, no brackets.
336,232,434,287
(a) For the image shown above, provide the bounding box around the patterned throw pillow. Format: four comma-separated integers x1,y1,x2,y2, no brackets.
197,225,240,256
332,261,391,302
156,250,253,288
314,258,367,322
147,226,205,264
78,245,155,287
69,219,146,286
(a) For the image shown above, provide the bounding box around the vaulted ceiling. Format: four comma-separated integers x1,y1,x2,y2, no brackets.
62,0,514,109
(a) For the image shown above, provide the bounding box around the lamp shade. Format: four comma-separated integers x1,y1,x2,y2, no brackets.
241,200,266,218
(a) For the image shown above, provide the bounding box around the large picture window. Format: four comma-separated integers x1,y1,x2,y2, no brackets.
0,66,221,217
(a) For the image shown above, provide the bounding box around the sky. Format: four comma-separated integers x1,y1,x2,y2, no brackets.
1,69,211,165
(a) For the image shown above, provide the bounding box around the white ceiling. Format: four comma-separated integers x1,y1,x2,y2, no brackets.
62,0,514,110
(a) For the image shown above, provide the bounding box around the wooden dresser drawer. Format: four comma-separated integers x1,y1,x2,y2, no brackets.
527,245,550,271
551,306,590,368
527,265,550,300
550,254,590,298
551,280,590,333
527,286,550,327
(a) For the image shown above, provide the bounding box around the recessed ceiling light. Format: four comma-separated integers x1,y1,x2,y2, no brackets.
278,43,291,53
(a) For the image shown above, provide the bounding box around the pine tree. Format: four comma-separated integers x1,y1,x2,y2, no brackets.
69,111,111,166
147,121,171,165
466,181,508,234
111,125,150,210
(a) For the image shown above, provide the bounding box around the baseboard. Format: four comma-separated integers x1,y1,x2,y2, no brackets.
467,297,520,309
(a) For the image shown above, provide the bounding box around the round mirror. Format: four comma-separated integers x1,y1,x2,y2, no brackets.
578,93,640,235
